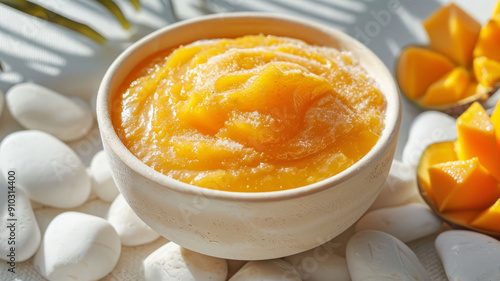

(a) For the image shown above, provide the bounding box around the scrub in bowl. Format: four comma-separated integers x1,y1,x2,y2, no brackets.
98,13,401,260
112,35,386,192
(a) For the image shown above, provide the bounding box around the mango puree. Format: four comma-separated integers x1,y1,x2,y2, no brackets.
111,35,386,192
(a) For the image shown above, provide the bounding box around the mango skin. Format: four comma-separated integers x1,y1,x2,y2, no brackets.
397,46,455,100
424,3,481,67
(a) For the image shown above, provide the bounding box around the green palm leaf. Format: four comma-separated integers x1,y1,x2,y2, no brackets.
0,0,107,43
129,0,141,10
94,0,131,30
0,0,147,43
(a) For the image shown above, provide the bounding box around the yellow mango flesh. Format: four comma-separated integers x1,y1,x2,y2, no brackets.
428,158,500,212
397,46,455,100
474,16,500,63
111,35,385,192
420,67,471,106
491,98,500,155
424,3,481,67
473,56,500,87
494,0,500,17
457,102,500,181
417,141,458,201
471,199,500,232
442,210,482,225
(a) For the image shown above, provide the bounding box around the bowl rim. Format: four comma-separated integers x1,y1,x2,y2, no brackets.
97,12,402,202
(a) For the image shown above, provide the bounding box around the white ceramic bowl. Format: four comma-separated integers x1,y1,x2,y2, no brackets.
97,13,401,260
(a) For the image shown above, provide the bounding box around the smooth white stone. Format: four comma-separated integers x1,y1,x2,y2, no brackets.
89,150,119,202
284,246,350,281
0,130,91,208
356,203,442,243
230,259,302,281
369,160,418,210
143,242,228,281
6,83,93,141
108,194,159,246
86,168,98,201
0,184,41,262
35,199,111,237
34,212,121,281
402,111,457,168
346,230,431,281
435,230,500,281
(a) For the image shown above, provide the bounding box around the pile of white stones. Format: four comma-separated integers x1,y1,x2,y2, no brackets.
1,83,499,281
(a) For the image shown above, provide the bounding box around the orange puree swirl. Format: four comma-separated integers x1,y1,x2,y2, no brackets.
111,35,386,192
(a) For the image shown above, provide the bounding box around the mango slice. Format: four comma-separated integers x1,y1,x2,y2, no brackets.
424,3,481,67
396,46,455,100
470,199,500,232
428,158,500,212
473,56,500,87
420,67,472,106
417,141,458,201
474,16,500,63
457,102,500,181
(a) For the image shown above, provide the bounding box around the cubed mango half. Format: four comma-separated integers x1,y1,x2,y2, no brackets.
396,46,455,100
424,3,481,67
457,102,500,181
428,157,500,212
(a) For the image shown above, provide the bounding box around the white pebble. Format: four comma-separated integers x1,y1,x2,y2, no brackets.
90,150,119,202
402,111,457,168
0,130,91,208
35,212,121,281
346,230,431,281
108,194,159,246
35,199,111,237
355,203,442,243
230,259,301,281
143,242,228,281
369,160,418,210
284,246,350,281
0,185,41,262
6,82,93,141
435,230,500,281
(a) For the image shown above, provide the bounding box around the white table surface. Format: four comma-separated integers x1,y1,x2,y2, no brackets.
0,0,498,280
